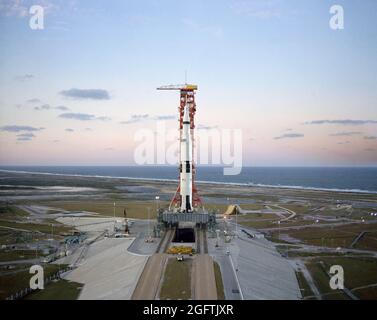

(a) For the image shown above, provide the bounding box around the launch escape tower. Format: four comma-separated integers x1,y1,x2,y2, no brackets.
156,84,215,230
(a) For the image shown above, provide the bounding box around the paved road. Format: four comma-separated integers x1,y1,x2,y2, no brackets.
0,258,40,266
209,222,301,300
213,253,242,300
192,254,217,300
62,238,147,300
293,259,322,300
261,220,377,232
127,220,159,255
131,253,168,300
272,204,297,221
282,243,377,258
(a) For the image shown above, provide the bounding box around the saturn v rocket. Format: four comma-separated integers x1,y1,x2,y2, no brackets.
157,84,202,212
180,104,193,212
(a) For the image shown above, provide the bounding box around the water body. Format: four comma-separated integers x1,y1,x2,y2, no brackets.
0,166,376,193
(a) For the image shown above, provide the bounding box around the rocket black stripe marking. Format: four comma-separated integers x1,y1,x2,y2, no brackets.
186,195,191,211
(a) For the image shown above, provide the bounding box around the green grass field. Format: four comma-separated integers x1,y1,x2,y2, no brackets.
295,271,315,299
277,204,311,215
25,279,83,300
269,223,377,250
0,249,45,262
213,261,225,300
0,264,67,300
43,200,166,219
305,257,377,299
0,219,71,234
305,261,349,300
0,205,29,219
159,258,192,300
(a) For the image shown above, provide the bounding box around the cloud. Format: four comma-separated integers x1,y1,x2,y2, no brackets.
329,131,362,137
182,18,223,39
59,113,111,121
0,125,44,132
17,137,33,141
17,133,35,138
364,136,377,140
26,98,41,104
60,88,110,100
34,104,70,111
16,132,36,141
197,124,219,130
230,0,282,19
15,74,34,81
120,114,149,124
96,116,111,121
304,120,377,125
34,104,52,111
52,140,60,143
59,113,94,121
155,115,176,121
337,141,351,145
0,1,29,17
120,114,176,125
365,148,376,152
0,1,59,18
55,105,69,111
274,133,304,140
65,128,74,132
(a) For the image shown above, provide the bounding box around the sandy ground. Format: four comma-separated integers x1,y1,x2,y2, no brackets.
61,238,148,300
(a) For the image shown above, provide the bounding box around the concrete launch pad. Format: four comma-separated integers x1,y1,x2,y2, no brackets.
157,210,216,233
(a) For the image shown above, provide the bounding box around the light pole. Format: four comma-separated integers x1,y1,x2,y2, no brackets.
278,220,281,241
35,233,38,259
155,196,160,213
235,203,238,239
215,229,220,247
113,202,116,233
147,207,151,239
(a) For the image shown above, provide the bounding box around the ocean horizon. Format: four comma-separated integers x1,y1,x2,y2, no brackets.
0,165,376,194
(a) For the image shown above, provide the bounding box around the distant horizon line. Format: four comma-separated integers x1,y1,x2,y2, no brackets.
0,165,376,168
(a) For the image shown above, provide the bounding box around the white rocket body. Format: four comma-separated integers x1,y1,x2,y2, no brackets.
180,104,193,212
